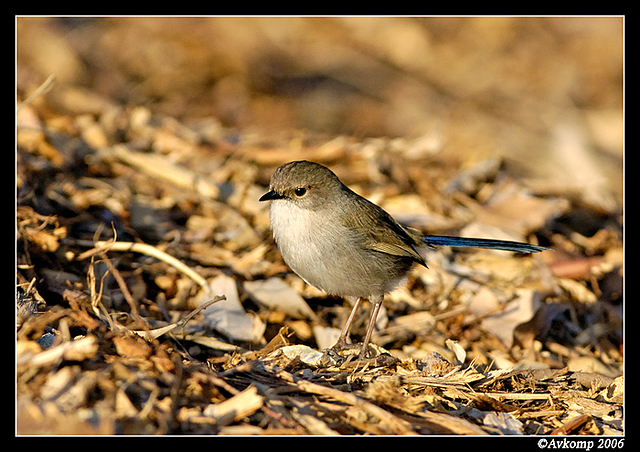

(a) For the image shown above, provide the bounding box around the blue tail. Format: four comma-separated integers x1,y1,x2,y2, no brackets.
423,235,548,254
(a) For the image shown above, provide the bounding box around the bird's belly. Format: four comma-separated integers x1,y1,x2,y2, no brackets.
269,202,411,298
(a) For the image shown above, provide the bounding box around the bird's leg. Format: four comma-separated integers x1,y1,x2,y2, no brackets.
358,295,384,360
331,296,363,350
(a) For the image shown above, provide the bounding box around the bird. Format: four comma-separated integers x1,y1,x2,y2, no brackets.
259,160,548,360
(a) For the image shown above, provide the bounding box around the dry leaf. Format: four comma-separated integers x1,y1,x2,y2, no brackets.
244,277,316,320
483,412,524,435
481,289,541,349
202,274,265,342
113,335,152,359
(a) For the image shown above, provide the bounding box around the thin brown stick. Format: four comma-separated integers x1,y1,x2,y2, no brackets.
17,74,56,112
73,239,211,294
131,295,225,341
101,254,140,319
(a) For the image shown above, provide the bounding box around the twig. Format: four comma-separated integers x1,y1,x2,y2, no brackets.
72,239,211,294
87,255,113,328
17,74,56,112
132,295,225,341
101,253,140,319
179,295,224,338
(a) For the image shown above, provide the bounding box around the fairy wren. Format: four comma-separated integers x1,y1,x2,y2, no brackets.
259,160,547,359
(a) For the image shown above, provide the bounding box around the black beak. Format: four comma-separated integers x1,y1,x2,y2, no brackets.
259,190,284,202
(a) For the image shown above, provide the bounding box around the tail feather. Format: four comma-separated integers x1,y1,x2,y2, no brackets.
423,235,548,254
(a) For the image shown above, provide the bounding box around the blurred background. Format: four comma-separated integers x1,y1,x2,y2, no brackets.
17,17,625,434
17,16,623,210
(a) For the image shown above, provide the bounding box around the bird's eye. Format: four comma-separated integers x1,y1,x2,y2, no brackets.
294,187,307,197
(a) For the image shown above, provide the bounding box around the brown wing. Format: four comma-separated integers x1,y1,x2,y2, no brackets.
341,191,427,266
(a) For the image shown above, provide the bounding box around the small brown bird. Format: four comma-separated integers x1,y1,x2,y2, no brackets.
260,161,547,359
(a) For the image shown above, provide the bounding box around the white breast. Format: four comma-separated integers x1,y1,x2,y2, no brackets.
268,199,409,298
269,200,347,294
